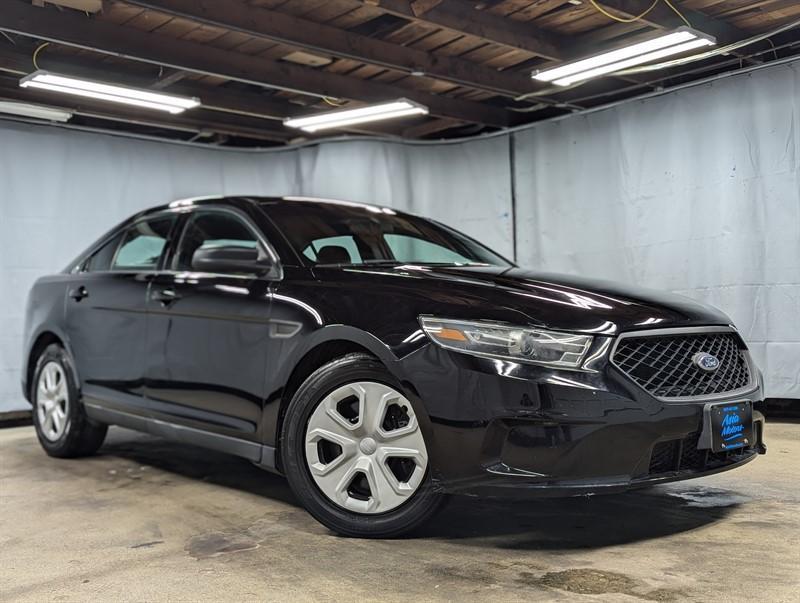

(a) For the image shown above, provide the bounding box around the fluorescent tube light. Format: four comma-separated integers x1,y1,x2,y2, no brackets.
19,71,200,114
284,99,429,133
554,39,714,86
0,100,72,122
533,27,716,86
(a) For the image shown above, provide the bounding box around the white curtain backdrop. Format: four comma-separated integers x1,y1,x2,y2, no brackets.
1,59,797,411
513,60,799,400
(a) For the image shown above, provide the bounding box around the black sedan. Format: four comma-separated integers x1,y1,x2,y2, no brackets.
22,196,766,537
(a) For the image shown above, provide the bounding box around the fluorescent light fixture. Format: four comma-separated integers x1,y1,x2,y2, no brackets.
533,27,716,86
0,100,72,122
284,99,428,133
19,70,200,114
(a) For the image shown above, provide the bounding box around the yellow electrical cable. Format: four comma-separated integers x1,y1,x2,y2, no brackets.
663,0,692,28
588,0,659,24
32,42,49,70
322,96,345,107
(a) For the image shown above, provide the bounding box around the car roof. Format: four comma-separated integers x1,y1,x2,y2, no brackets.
152,195,397,214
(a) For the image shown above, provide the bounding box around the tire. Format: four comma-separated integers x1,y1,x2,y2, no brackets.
281,353,445,538
31,343,107,458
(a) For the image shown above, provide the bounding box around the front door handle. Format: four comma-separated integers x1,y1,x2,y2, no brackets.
69,286,88,301
152,288,181,305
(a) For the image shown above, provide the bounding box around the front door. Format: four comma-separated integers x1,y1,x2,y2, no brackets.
65,213,177,414
144,208,276,441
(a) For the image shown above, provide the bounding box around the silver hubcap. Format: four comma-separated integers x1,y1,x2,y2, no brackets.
36,362,69,442
305,382,428,514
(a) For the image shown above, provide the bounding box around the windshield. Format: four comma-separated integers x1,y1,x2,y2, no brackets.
263,201,512,268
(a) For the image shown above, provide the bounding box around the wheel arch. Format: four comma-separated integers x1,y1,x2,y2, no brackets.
24,328,78,402
270,326,414,470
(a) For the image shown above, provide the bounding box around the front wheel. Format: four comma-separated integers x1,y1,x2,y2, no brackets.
281,353,445,537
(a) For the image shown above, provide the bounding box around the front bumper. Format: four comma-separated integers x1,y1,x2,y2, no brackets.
397,344,766,497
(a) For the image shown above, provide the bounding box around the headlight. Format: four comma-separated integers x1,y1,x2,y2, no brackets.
419,317,593,370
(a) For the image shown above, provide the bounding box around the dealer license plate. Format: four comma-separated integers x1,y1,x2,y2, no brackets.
708,401,753,453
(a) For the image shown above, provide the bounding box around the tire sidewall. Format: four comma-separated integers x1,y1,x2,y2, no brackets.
31,344,81,455
281,354,442,537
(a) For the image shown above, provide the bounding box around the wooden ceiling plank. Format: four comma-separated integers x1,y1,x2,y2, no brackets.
407,29,463,51
505,0,570,22
327,4,386,28
0,1,511,126
179,23,230,45
147,15,203,37
278,0,332,17
123,0,542,96
595,0,750,44
433,35,489,57
99,3,146,25
247,0,290,9
205,30,255,52
364,0,564,58
533,5,606,33
302,0,363,23
122,10,175,32
382,21,439,46
403,117,463,138
484,0,536,18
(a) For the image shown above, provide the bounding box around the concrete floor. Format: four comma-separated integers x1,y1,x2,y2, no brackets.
1,422,798,602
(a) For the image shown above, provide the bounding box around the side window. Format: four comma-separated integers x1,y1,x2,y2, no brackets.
302,235,363,264
111,216,175,271
173,211,262,272
84,232,123,272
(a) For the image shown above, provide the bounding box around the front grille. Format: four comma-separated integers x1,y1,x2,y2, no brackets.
613,331,752,399
648,433,753,475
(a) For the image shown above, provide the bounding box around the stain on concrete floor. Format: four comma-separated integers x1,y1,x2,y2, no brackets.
523,568,683,601
185,532,260,559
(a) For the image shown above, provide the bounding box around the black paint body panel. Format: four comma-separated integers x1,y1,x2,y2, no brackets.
21,196,765,494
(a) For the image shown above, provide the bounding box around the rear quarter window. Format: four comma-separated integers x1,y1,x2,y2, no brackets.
111,216,175,271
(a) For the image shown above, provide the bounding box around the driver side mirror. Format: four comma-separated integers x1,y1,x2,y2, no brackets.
191,245,275,277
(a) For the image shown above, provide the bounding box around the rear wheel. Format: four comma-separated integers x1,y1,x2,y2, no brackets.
32,344,107,458
281,353,445,537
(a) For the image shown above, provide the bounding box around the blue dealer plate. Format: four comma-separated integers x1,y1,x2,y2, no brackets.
708,401,753,452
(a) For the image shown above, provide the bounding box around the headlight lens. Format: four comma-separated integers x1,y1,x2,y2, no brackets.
419,317,593,369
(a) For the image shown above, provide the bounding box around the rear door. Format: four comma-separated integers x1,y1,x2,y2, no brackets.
144,207,277,441
65,213,177,414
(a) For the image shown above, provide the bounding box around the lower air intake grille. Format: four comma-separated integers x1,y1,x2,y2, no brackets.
613,331,752,399
648,433,753,475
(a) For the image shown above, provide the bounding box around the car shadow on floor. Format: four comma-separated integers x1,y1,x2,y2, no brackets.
412,489,741,549
100,428,742,550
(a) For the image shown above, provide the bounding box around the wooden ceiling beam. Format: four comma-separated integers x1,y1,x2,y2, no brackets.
362,0,564,59
0,1,511,126
595,0,749,44
123,0,543,98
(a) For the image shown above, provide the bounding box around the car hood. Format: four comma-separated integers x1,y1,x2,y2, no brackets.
340,264,732,335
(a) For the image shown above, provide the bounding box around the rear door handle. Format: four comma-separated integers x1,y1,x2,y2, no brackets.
69,286,88,301
152,288,181,304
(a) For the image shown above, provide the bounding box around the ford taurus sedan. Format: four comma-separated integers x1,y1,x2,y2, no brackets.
22,196,766,537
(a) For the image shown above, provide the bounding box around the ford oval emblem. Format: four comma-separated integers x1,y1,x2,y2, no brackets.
692,352,720,372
